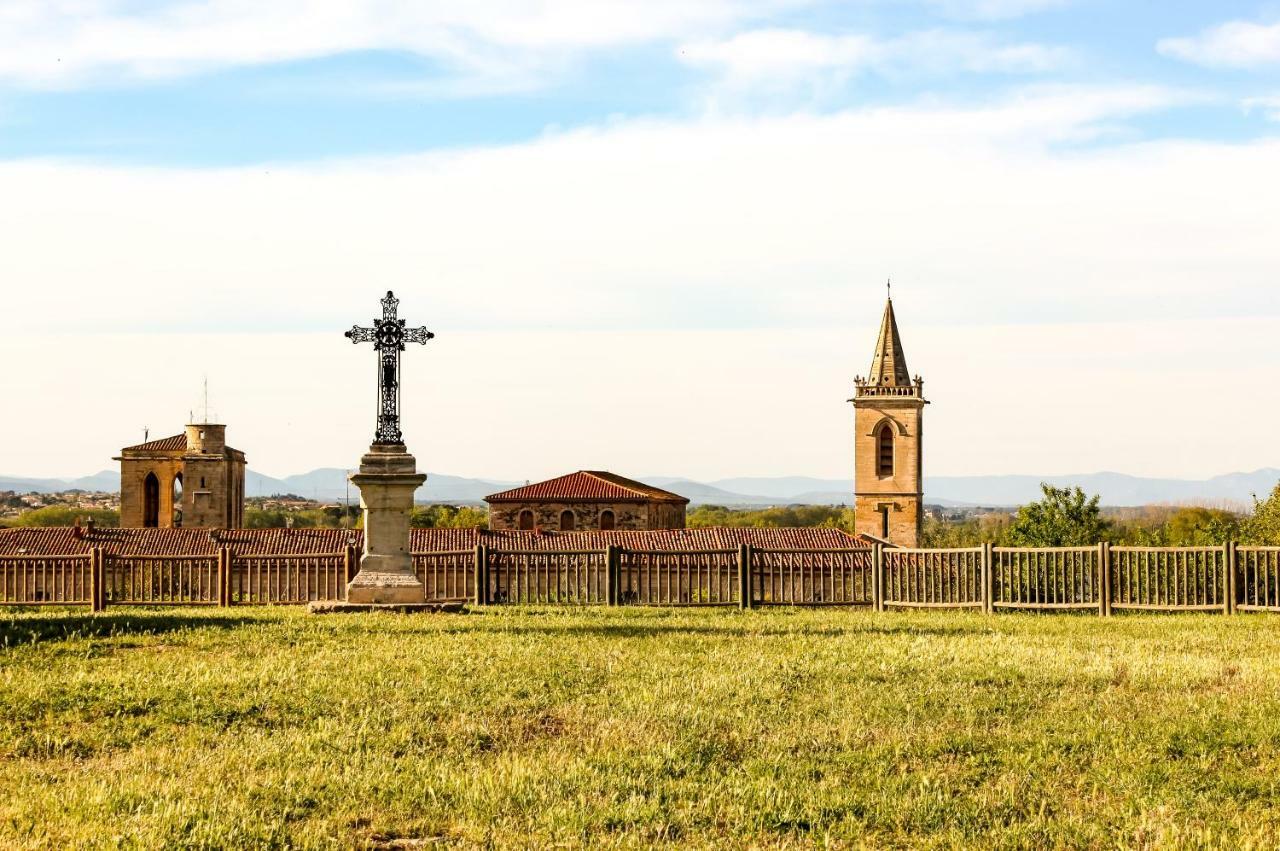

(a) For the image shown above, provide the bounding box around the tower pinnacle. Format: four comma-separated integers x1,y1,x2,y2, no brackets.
867,294,911,388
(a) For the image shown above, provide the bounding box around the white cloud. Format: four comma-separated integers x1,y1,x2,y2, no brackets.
0,0,792,88
1243,94,1280,120
1158,19,1280,68
925,0,1070,21
1,86,1277,480
678,27,1068,95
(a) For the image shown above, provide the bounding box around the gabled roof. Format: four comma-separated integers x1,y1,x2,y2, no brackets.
121,434,187,452
485,471,690,504
867,297,912,387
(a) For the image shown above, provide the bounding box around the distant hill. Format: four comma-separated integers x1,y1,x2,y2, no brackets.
924,470,1280,508
3,468,1278,509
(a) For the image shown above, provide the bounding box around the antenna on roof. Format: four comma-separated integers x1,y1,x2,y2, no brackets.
144,426,149,442
202,375,209,423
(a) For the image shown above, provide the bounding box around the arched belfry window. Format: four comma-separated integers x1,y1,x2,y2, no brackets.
172,473,183,528
599,509,615,531
559,510,576,531
143,473,160,528
877,424,894,477
518,509,535,530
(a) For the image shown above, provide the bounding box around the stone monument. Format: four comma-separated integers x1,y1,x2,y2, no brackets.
311,291,451,613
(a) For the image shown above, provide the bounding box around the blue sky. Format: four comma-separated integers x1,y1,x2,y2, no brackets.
3,1,1280,480
2,1,1279,164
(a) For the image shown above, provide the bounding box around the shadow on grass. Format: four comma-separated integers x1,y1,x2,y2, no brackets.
444,621,977,640
0,609,264,646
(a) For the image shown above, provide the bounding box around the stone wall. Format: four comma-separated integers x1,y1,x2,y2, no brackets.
181,454,245,528
118,435,246,529
852,397,924,547
490,500,685,532
118,457,183,527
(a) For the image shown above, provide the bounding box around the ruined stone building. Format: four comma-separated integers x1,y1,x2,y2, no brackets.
851,297,926,547
485,471,689,531
115,423,246,528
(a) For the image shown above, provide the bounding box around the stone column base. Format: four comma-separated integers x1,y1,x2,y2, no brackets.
346,569,428,604
342,442,428,606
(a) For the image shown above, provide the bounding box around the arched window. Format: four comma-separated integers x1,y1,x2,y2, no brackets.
143,473,160,527
559,510,575,531
172,473,183,527
877,424,894,477
518,509,535,530
599,509,615,531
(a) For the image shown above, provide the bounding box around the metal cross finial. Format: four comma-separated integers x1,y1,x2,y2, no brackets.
887,277,891,297
345,290,434,445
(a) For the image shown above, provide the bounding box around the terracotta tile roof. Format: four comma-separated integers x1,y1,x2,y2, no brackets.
121,434,188,452
485,471,689,504
0,526,865,556
474,527,862,550
0,527,359,556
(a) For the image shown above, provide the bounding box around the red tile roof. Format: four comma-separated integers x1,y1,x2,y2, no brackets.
121,434,188,452
485,471,689,504
0,526,865,556
0,527,358,556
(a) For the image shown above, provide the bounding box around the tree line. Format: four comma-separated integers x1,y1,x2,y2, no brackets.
688,482,1280,547
5,483,1280,545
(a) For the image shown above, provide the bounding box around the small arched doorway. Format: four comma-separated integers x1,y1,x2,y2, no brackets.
559,510,575,531
518,509,535,530
599,509,615,531
143,473,160,527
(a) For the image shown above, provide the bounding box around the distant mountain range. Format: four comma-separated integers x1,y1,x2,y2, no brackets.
4,468,1278,509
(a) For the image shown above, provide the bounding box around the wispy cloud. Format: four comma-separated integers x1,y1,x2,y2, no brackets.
1158,19,1280,68
0,0,792,89
924,0,1071,22
1242,94,1280,121
2,83,1276,480
678,27,1069,97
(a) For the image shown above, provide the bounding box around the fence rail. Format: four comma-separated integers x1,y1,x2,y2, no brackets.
5,542,1280,614
992,546,1101,611
883,548,984,609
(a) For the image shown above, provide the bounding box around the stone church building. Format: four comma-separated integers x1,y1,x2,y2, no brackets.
115,423,247,528
851,296,926,547
486,471,689,531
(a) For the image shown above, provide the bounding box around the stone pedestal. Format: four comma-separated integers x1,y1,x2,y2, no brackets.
345,443,427,604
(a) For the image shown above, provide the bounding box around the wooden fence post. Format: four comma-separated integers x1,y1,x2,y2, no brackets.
344,544,360,583
1100,541,1112,617
1225,541,1237,615
737,543,751,610
606,546,620,606
981,543,993,614
472,544,487,606
219,547,233,606
872,543,884,612
89,547,106,612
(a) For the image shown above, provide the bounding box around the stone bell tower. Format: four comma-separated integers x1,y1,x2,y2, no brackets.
850,293,927,547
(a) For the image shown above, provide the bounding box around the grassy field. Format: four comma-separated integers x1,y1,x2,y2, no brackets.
3,607,1280,849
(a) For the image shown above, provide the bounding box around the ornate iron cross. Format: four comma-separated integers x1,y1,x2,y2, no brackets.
345,291,434,445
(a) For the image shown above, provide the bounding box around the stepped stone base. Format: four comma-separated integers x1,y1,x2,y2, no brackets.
308,601,466,615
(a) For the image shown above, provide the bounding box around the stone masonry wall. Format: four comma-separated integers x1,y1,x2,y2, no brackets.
490,500,685,532
853,398,924,547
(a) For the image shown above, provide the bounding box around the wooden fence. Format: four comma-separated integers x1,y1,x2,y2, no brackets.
5,542,1280,614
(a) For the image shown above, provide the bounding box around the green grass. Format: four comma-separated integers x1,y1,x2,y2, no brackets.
3,607,1280,849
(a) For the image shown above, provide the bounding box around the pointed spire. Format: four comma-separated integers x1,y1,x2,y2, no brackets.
868,293,911,387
